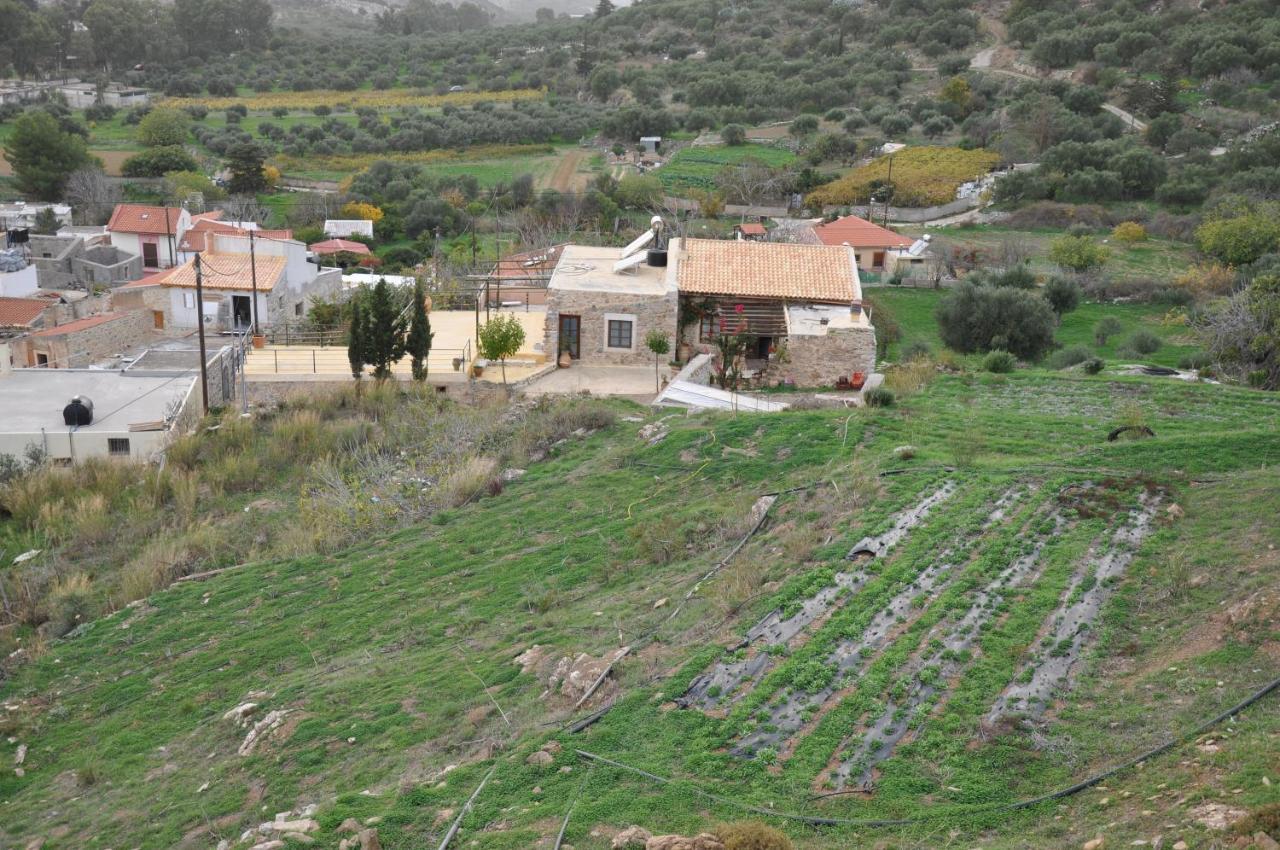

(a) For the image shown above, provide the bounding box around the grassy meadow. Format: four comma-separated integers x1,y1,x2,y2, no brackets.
2,372,1278,850
869,287,1201,368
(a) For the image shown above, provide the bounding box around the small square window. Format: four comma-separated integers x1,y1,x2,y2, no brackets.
607,319,633,349
295,302,303,316
107,438,131,457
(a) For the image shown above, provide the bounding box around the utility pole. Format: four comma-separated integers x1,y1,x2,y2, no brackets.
164,203,175,270
248,228,260,336
194,254,210,414
883,155,894,229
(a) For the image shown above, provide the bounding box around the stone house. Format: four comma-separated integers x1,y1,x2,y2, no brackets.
19,310,152,368
0,297,55,336
544,235,875,386
675,238,875,387
544,243,678,367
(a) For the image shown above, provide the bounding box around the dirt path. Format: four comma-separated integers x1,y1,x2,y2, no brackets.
544,148,591,193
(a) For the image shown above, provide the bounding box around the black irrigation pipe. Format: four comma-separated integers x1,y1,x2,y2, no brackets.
574,671,1280,829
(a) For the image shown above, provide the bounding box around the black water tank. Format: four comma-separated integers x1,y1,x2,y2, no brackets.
647,248,668,267
63,396,93,427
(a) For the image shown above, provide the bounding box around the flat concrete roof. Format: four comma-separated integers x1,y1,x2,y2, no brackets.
786,303,871,336
0,369,195,434
548,244,676,296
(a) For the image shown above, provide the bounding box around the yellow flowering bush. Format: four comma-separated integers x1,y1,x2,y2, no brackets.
342,201,384,223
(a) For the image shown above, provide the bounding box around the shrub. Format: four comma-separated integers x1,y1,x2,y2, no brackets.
1043,276,1081,315
936,283,1057,360
982,350,1017,373
1178,351,1212,370
1111,221,1147,243
717,820,795,850
1049,234,1109,272
46,573,98,637
1083,357,1105,374
901,341,932,362
1173,262,1236,299
122,145,199,178
1093,316,1124,345
1124,329,1163,355
864,387,896,407
1048,344,1093,369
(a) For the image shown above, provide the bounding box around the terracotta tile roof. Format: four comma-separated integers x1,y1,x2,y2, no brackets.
160,253,287,292
677,238,858,303
179,222,294,252
0,297,51,328
812,215,914,250
30,311,129,337
736,223,767,235
106,204,184,236
494,244,566,281
191,210,224,222
118,270,173,289
309,239,371,255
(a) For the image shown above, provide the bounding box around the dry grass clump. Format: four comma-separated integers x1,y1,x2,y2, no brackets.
441,456,500,507
716,820,794,850
45,573,98,637
884,356,937,397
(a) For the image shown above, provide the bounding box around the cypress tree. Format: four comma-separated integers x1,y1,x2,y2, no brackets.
347,298,366,380
406,278,434,381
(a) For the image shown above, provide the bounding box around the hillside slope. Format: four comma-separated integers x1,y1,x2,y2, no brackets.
2,374,1279,849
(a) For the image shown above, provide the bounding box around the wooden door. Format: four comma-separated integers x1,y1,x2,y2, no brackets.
558,314,580,359
152,310,165,330
142,242,159,268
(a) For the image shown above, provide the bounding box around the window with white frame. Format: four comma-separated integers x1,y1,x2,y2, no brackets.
183,291,195,309
604,314,635,350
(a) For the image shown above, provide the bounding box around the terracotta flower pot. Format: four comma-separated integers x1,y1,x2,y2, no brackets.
558,351,572,368
252,335,266,349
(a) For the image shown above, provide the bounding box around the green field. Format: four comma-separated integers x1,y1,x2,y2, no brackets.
905,224,1198,282
869,287,1202,368
656,143,798,194
2,374,1278,850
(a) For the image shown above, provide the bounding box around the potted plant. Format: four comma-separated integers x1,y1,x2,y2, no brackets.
252,333,267,349
472,358,486,378
452,356,463,371
557,337,572,368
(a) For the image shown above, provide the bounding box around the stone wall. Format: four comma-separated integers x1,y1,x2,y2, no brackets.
23,310,152,368
544,288,677,368
775,325,876,388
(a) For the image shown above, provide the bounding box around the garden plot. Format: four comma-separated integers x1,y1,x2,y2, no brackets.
731,489,1019,761
987,490,1162,723
679,481,957,712
826,505,1065,792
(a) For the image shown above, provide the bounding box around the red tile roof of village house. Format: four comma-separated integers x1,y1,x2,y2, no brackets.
180,221,294,252
190,210,225,222
118,269,173,289
106,204,185,236
0,297,51,328
677,238,858,303
309,239,372,255
160,253,287,292
29,311,130,337
494,244,567,280
812,214,914,250
736,223,767,235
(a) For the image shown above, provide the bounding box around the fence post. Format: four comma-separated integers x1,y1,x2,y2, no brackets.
274,349,278,373
312,349,317,373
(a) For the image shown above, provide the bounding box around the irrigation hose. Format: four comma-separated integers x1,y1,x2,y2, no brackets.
573,670,1280,828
